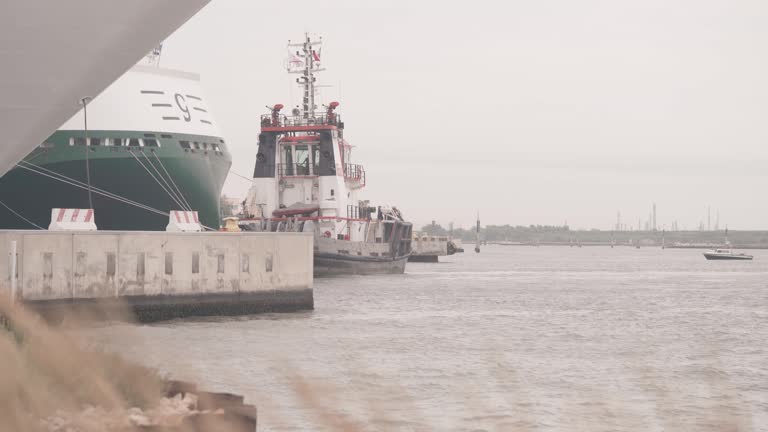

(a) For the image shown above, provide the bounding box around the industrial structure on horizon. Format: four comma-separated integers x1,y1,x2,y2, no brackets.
614,203,725,232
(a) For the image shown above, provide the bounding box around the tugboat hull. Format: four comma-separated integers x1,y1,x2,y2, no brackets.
314,253,408,276
313,229,412,276
703,253,753,260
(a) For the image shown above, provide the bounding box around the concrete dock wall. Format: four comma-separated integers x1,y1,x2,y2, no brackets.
0,231,313,321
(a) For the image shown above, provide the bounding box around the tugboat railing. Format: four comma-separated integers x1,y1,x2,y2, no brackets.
261,113,342,128
277,163,315,177
343,163,365,186
271,163,364,183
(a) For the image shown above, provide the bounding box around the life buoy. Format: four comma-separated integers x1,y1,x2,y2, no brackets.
324,231,332,238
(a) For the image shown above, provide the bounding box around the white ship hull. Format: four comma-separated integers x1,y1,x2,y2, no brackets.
0,0,210,176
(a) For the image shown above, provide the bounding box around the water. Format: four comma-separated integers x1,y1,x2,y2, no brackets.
83,246,768,431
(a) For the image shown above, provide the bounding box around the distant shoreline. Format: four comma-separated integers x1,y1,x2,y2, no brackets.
485,241,768,250
422,225,768,249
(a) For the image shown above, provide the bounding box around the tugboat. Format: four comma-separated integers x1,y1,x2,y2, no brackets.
703,249,753,260
239,35,412,276
703,228,753,260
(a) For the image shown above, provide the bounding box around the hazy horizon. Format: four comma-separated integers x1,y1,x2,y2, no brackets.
157,0,768,230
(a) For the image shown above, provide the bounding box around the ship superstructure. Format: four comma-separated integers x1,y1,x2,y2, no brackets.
241,35,412,275
0,61,232,231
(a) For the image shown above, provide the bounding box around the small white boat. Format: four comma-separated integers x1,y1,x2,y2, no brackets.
703,248,753,260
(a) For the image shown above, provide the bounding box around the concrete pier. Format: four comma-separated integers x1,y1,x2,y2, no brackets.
0,230,313,321
409,235,449,262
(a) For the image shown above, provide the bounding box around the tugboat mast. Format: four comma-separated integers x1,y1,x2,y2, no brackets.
288,34,324,120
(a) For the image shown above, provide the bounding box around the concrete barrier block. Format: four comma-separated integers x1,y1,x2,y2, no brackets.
166,210,202,232
48,208,97,231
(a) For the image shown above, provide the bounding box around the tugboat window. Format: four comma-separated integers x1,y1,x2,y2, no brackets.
127,138,141,147
312,145,320,174
73,137,87,146
144,138,159,147
282,145,294,175
179,140,191,149
89,138,101,146
110,138,123,146
295,145,310,175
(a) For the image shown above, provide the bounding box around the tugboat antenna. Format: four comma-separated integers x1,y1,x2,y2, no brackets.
287,34,325,120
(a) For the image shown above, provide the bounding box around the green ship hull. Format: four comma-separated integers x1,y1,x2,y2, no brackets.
0,130,231,231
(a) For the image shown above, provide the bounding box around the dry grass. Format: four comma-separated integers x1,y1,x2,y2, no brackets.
0,296,165,432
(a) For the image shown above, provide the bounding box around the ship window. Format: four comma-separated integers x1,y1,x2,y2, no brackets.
282,146,294,175
144,133,156,137
127,138,141,147
295,145,310,175
179,140,191,149
109,138,122,146
40,142,55,149
144,138,159,147
312,145,320,173
161,134,173,139
211,143,220,152
73,137,87,146
193,142,201,150
202,142,209,150
89,138,102,146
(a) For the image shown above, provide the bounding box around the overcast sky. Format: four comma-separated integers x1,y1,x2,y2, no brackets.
159,0,768,230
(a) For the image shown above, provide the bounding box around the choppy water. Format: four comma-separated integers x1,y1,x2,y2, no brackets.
84,246,768,431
